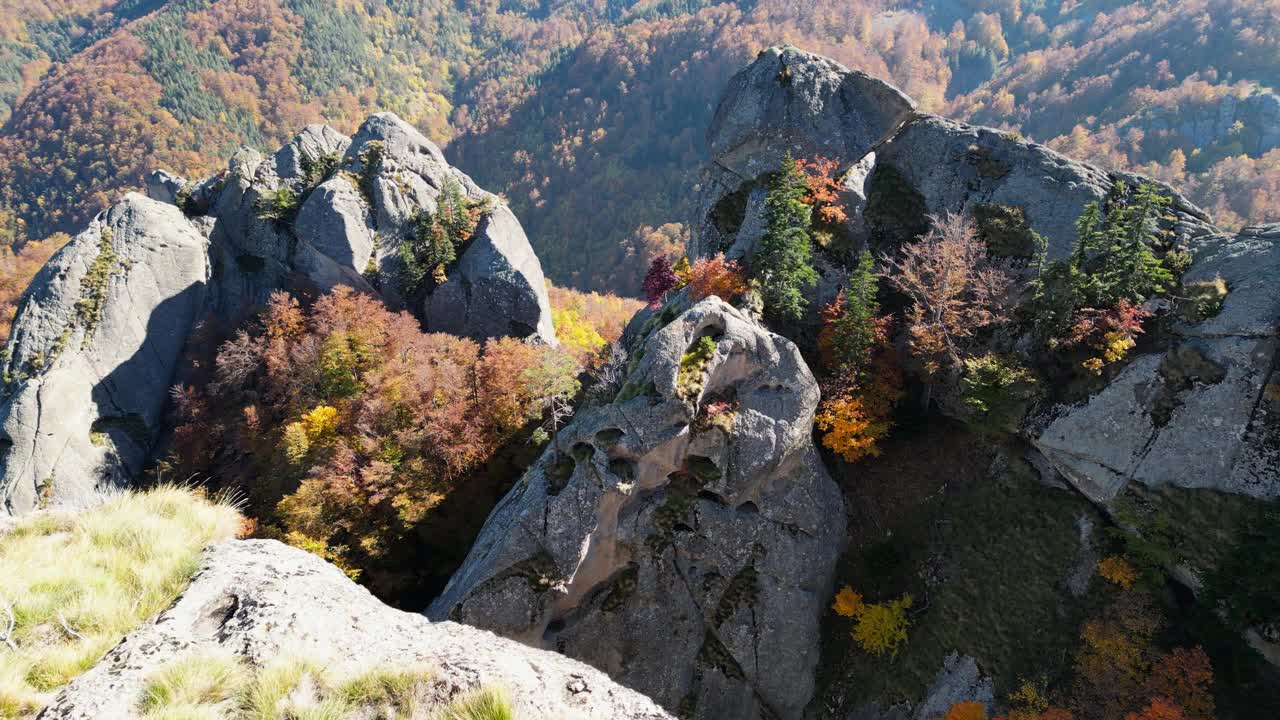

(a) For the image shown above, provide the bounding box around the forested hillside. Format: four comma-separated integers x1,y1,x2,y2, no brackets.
0,0,1277,295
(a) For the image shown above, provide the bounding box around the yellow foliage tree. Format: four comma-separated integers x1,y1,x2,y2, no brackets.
814,394,891,463
1098,555,1138,589
302,405,340,440
282,422,310,464
852,594,914,657
552,306,607,360
832,584,914,657
672,256,692,288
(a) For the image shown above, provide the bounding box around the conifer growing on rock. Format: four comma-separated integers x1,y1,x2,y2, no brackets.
753,155,818,321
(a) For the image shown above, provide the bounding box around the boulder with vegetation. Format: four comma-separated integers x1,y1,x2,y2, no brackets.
0,486,672,719
1033,223,1280,501
40,539,673,720
430,297,844,720
693,46,1215,273
693,45,916,261
0,113,557,516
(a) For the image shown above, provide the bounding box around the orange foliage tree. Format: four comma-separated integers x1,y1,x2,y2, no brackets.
165,287,581,590
0,231,66,343
799,155,849,225
816,251,901,462
947,701,990,720
1141,648,1214,720
881,212,1012,403
687,254,748,303
1124,699,1185,720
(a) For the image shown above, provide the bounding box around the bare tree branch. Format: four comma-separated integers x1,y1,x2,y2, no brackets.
56,611,84,642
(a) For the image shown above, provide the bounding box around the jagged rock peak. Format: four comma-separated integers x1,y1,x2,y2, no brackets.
694,45,1278,503
430,297,845,720
1,112,557,516
707,45,916,181
41,539,674,719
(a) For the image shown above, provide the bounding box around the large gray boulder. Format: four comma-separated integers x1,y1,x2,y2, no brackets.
345,113,557,343
39,539,674,720
430,298,845,720
706,45,915,184
424,203,558,341
1032,224,1280,502
0,196,209,515
869,115,1215,259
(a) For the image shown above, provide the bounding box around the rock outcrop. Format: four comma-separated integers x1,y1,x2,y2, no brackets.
691,45,1278,503
0,112,556,515
693,46,915,261
1033,223,1280,501
1137,88,1280,159
431,297,845,720
40,539,674,720
0,196,208,514
693,46,1215,306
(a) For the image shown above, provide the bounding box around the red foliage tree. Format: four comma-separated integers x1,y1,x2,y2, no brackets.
643,255,679,308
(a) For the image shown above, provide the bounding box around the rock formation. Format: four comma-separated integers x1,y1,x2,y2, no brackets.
0,196,208,514
690,45,1278,503
40,539,674,720
0,112,556,516
431,297,845,720
693,46,1215,309
1033,223,1280,501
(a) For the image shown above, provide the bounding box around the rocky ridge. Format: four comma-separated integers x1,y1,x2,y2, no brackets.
0,112,557,516
691,45,1278,504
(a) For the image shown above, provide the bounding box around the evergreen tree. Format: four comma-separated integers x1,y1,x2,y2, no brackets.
753,156,818,320
1098,183,1174,303
1065,183,1174,307
829,250,880,383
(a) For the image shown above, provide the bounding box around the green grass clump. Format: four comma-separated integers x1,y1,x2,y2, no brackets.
255,186,301,224
676,335,717,402
139,651,244,719
434,687,513,720
0,486,242,719
64,225,128,356
136,655,509,720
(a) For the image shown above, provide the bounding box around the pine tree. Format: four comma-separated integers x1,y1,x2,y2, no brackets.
753,156,818,320
828,250,880,383
1098,183,1174,304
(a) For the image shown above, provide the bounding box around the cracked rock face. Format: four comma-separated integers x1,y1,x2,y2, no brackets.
0,196,209,515
430,298,845,720
1032,224,1280,502
1,113,557,516
39,539,674,720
